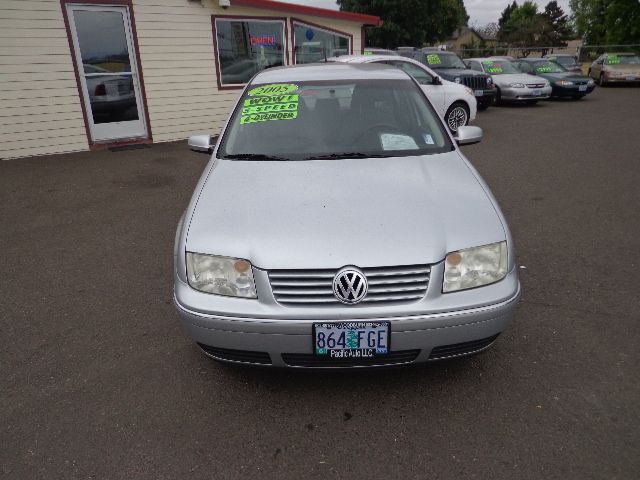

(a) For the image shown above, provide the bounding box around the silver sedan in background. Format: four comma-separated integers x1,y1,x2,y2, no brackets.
466,58,552,103
174,63,520,368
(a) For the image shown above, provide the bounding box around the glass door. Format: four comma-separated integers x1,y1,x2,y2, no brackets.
67,4,147,142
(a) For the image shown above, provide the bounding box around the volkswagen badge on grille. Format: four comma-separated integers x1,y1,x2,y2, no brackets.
333,267,368,305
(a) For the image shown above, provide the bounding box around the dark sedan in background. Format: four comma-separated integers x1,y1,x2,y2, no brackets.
513,58,595,99
543,54,582,74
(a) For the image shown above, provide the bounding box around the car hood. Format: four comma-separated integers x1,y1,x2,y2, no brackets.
186,152,506,270
434,68,488,79
540,71,589,81
492,73,544,86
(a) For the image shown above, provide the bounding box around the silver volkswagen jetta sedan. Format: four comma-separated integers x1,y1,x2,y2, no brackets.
174,63,520,368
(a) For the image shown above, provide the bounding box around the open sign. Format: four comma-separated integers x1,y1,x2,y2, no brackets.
250,35,276,46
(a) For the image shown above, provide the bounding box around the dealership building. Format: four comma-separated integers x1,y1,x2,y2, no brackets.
0,0,381,159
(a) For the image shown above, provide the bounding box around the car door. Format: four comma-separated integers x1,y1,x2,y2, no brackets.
591,55,604,78
385,60,446,116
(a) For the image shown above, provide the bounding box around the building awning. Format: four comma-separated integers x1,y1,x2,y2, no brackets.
231,0,383,26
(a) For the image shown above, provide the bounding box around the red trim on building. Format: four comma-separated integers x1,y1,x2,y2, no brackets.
233,0,382,26
290,18,353,64
59,0,152,150
211,14,289,90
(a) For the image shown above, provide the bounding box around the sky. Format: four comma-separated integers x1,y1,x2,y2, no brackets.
286,0,572,26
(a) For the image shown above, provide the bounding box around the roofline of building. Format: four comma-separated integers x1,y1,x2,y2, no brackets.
231,0,383,26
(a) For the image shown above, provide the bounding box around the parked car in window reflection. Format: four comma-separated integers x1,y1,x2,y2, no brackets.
83,64,137,122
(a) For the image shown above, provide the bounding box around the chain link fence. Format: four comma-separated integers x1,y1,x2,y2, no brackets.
452,44,640,61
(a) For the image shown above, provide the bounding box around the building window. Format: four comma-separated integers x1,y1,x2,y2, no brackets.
292,20,351,64
213,17,286,88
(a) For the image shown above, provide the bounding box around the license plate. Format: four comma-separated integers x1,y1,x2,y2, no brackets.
532,89,542,96
474,90,483,97
627,76,637,81
313,321,390,358
579,85,587,92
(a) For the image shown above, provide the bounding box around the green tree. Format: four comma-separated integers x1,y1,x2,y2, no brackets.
498,1,544,46
498,1,518,29
337,0,469,48
541,1,573,45
570,0,640,44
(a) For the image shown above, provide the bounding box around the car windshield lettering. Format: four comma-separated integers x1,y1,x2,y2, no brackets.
535,62,565,73
607,55,640,65
219,79,452,161
425,53,466,69
481,60,520,74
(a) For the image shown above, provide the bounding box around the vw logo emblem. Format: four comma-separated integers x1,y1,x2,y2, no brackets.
333,267,368,305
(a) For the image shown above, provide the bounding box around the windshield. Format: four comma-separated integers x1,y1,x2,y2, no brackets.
481,60,520,74
219,79,452,161
533,61,566,73
424,53,467,69
607,55,640,65
549,56,577,67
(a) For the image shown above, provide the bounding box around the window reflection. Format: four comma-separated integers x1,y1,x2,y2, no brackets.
215,19,285,86
73,10,138,124
293,24,350,64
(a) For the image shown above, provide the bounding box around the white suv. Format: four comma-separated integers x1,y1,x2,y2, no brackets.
332,55,477,132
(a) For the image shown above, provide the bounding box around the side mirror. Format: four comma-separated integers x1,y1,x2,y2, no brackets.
455,125,483,146
188,134,218,154
432,76,442,85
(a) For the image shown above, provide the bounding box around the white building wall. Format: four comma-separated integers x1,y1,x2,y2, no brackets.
0,0,364,159
0,0,88,159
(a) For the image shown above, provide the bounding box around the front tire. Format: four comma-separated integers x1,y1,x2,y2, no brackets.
445,102,469,133
599,73,607,86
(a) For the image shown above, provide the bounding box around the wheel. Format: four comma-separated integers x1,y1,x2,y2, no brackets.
599,73,606,86
445,102,469,132
495,87,502,105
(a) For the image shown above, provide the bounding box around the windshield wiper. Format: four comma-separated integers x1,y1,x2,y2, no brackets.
304,152,393,160
223,153,290,161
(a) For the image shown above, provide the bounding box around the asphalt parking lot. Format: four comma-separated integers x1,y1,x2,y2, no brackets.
2,86,639,479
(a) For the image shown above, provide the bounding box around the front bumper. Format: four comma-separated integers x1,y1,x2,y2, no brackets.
174,269,521,368
551,84,595,96
475,89,496,106
500,85,552,101
604,74,640,83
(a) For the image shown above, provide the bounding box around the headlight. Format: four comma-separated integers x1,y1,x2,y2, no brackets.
443,242,508,293
555,80,574,86
454,77,461,84
186,252,257,298
587,79,595,85
486,77,492,85
509,83,525,88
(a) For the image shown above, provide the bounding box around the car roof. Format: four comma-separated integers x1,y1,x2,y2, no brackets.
604,52,636,56
516,58,548,62
250,62,409,84
465,57,505,62
331,54,404,63
544,53,575,57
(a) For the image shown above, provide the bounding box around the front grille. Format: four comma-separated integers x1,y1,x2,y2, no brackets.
461,75,488,90
268,264,431,307
282,350,420,367
198,344,272,365
527,83,545,88
428,334,500,360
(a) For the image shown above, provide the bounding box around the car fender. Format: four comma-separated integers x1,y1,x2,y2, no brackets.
441,81,477,121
